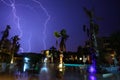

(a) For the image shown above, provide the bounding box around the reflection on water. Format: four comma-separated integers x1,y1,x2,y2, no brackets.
89,74,96,80
88,65,97,80
0,63,120,80
23,57,30,72
40,62,48,72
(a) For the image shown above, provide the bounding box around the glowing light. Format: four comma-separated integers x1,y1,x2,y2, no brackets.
59,63,63,68
24,57,30,62
40,58,48,72
58,63,64,72
89,75,96,80
44,57,47,63
41,67,48,72
79,57,82,60
89,65,96,73
23,57,30,72
10,58,14,64
32,0,50,50
45,50,49,57
59,68,63,72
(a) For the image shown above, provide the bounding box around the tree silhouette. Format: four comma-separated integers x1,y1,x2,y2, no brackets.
54,29,69,52
54,31,61,50
59,29,69,52
83,7,99,56
11,35,20,54
1,25,11,40
0,25,21,63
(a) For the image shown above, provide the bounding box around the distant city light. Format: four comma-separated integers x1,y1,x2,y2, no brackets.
79,57,82,60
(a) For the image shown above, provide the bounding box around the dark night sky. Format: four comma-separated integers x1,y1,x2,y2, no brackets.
0,0,120,53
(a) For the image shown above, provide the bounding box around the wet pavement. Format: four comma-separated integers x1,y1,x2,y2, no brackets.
0,63,120,80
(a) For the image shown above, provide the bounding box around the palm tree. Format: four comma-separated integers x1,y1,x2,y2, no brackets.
83,7,99,56
1,25,11,41
59,29,69,52
0,25,11,52
54,31,61,50
54,29,69,52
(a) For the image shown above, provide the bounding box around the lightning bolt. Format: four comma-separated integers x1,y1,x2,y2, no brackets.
14,4,39,52
28,33,32,52
10,0,24,52
1,0,10,6
2,0,23,37
32,0,50,50
17,0,51,51
1,0,50,52
1,0,24,52
11,1,22,37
